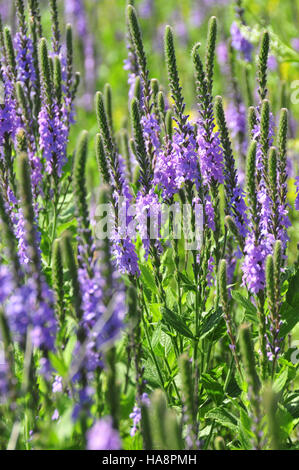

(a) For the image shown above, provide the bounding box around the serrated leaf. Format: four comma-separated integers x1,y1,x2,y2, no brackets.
206,406,238,431
140,264,158,294
199,307,223,340
161,306,194,339
231,291,258,324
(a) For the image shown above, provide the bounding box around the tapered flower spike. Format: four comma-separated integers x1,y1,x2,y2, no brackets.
60,233,83,323
104,83,114,135
150,78,159,97
28,0,42,38
73,130,93,250
52,239,65,326
4,27,16,77
280,81,287,109
16,81,30,124
164,25,185,130
205,16,217,96
133,75,141,101
49,0,60,53
18,152,41,288
130,97,152,190
266,254,275,316
66,23,73,71
53,55,62,105
248,106,257,135
219,259,228,307
15,0,26,33
38,38,52,104
244,64,253,106
95,91,122,192
273,240,282,311
225,215,244,251
157,91,165,115
263,386,281,450
95,133,110,185
239,324,260,396
260,99,271,174
166,109,173,139
120,129,132,182
257,31,270,101
179,354,197,448
126,4,151,106
105,347,120,430
0,190,21,283
246,141,257,211
268,147,277,195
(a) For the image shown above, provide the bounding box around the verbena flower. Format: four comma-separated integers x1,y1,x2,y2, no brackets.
230,22,253,62
87,416,121,450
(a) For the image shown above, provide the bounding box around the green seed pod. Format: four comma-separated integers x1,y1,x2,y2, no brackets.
239,324,260,396
205,16,217,96
95,133,110,185
257,31,270,100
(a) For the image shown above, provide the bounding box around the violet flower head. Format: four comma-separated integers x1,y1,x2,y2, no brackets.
129,393,150,436
6,278,57,352
14,32,37,92
197,123,224,186
87,416,121,450
230,22,253,62
38,99,68,177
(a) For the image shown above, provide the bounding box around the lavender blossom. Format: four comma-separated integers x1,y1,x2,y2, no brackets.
87,416,121,450
129,392,150,436
230,22,253,62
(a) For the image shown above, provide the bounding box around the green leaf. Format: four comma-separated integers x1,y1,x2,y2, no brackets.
201,373,224,405
231,291,258,324
140,264,158,295
161,306,194,339
273,367,288,393
206,406,238,431
49,352,67,377
199,307,224,340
